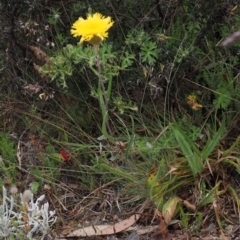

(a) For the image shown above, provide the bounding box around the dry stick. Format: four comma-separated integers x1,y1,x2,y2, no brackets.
221,30,240,46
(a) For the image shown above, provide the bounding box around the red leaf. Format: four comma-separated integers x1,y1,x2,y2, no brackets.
60,150,70,162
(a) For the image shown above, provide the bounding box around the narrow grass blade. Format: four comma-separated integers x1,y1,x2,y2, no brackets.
171,124,203,176
99,163,137,182
198,181,221,208
107,77,113,100
101,111,114,141
201,121,225,160
125,115,135,158
229,186,240,220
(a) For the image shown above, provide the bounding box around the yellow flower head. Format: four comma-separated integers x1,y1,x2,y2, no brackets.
70,13,114,45
187,94,202,110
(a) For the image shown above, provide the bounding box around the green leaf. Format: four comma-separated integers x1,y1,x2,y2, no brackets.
171,124,203,176
229,186,240,214
213,88,231,110
198,181,221,207
31,182,40,194
201,121,225,160
141,41,159,65
125,115,135,158
121,52,135,69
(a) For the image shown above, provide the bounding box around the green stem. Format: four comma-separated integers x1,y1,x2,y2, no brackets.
94,44,113,137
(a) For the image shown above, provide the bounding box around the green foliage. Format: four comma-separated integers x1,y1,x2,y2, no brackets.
2,0,240,235
179,208,189,230
42,54,73,89
141,41,159,65
170,118,225,175
113,96,138,114
125,30,151,46
198,181,222,208
171,123,203,176
0,132,16,164
0,132,17,184
213,88,232,110
47,8,61,26
41,43,128,89
195,212,203,233
201,120,225,159
197,52,239,110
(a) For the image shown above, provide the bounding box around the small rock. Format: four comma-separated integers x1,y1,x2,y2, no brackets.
125,232,140,240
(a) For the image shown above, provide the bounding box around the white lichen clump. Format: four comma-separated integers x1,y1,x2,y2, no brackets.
0,186,56,239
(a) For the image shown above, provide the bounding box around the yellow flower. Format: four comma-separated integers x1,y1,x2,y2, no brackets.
187,94,202,110
70,13,114,44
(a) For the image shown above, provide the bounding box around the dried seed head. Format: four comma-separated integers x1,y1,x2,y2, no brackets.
21,189,33,204
9,185,18,194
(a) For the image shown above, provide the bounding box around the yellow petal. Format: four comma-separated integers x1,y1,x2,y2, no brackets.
70,12,114,43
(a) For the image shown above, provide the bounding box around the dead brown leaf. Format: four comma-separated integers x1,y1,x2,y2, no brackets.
162,197,181,225
182,200,196,212
28,45,51,78
152,213,168,238
28,45,50,65
23,83,42,93
64,212,142,237
59,201,148,238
